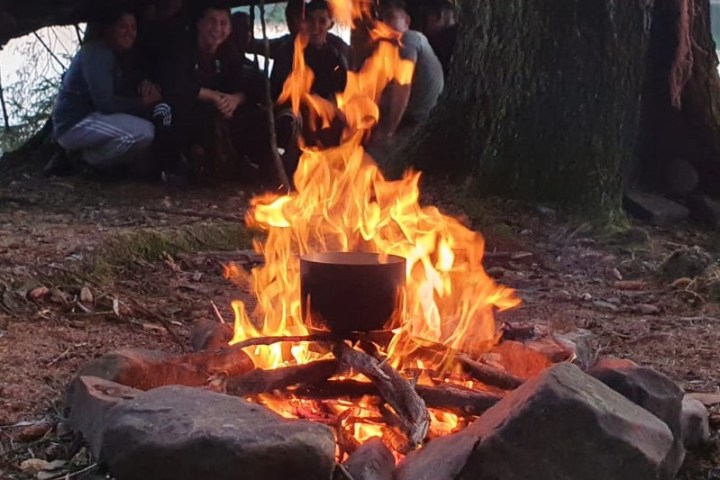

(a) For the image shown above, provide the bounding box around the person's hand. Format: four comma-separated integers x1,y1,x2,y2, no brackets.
215,92,246,118
139,80,162,106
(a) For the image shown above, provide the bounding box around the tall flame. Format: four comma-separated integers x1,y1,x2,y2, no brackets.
228,1,519,373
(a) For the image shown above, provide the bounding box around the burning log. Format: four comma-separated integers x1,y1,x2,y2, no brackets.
226,359,340,397
456,353,524,390
334,342,430,447
296,380,501,417
417,342,524,391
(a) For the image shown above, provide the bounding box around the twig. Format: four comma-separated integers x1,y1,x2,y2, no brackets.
210,301,227,324
231,333,335,351
47,463,98,480
0,63,10,132
125,302,186,350
32,31,66,70
46,343,88,366
260,0,292,191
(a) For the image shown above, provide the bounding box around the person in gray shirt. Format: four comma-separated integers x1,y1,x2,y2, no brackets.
52,9,161,172
376,0,444,138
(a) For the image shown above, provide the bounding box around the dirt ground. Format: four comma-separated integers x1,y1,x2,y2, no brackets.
0,158,719,479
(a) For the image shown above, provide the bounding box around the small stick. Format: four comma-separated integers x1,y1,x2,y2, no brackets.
210,301,227,324
260,0,292,191
230,333,336,351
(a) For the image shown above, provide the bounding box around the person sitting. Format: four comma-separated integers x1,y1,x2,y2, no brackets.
270,0,350,101
154,5,270,183
50,9,160,176
420,0,457,77
372,0,444,151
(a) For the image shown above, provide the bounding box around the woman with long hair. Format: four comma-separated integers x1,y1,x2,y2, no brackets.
51,8,161,174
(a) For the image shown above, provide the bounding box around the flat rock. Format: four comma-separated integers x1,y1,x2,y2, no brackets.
624,192,690,225
343,438,395,480
396,363,673,480
658,246,713,281
681,396,711,449
65,376,141,458
589,357,685,478
526,329,595,369
101,386,336,480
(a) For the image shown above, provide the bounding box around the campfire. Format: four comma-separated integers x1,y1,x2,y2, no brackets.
219,0,520,458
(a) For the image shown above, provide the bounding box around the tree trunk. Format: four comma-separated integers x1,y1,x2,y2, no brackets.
636,0,720,197
397,0,654,211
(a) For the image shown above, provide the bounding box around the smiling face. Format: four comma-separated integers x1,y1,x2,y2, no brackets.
307,8,332,46
197,8,231,53
106,13,138,51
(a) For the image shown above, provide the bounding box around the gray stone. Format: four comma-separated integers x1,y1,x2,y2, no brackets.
658,246,713,281
527,328,595,370
624,192,690,225
589,357,685,479
681,395,711,449
396,363,673,480
101,386,336,480
343,438,395,480
65,376,141,458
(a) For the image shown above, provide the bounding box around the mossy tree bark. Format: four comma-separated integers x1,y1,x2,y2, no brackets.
401,0,656,212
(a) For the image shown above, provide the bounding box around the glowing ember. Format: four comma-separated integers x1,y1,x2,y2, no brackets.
224,0,520,457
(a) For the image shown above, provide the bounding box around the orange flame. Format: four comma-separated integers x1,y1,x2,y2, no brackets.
227,0,520,451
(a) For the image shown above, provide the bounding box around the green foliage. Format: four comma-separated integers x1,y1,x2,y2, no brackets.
0,26,79,153
86,222,256,283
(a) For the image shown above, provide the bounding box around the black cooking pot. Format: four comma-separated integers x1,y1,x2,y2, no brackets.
300,252,406,335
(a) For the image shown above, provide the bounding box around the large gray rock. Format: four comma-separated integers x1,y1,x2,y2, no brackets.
624,192,690,225
589,357,685,479
66,376,141,458
101,386,336,480
681,395,711,449
396,363,673,480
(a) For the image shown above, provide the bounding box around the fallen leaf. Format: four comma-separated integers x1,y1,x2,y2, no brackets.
16,422,53,442
28,287,50,300
20,459,50,474
79,287,94,305
671,277,693,289
112,298,120,316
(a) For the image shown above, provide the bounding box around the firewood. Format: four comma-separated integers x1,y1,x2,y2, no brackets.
225,360,340,397
296,380,501,417
456,353,523,390
174,347,254,378
190,318,233,352
334,342,430,447
415,342,524,390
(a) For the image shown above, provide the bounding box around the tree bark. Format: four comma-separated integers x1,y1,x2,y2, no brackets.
636,0,720,197
396,0,655,211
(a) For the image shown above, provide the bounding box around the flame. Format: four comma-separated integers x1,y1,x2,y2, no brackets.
227,0,521,453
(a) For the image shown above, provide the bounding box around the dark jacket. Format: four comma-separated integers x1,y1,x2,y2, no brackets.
52,41,145,138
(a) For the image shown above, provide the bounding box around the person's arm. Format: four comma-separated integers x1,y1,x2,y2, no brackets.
380,82,411,137
81,43,147,114
378,35,418,137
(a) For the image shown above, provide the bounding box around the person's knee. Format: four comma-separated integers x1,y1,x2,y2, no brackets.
134,120,155,149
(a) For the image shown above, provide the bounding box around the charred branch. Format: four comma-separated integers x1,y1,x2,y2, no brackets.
225,359,340,396
334,342,430,447
296,379,501,417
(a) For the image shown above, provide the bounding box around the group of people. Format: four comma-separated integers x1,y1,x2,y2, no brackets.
47,0,458,185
